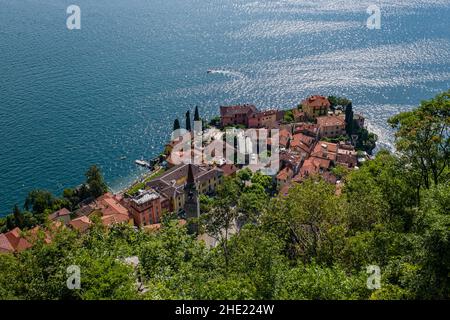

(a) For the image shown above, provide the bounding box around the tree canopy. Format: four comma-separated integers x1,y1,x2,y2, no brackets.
0,91,449,300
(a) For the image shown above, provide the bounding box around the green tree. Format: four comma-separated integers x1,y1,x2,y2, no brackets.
226,225,287,299
343,167,388,232
354,127,377,154
185,110,192,132
12,204,25,229
85,165,108,198
345,102,354,135
199,177,240,269
0,253,20,299
251,171,274,191
62,188,80,210
283,110,294,123
24,190,59,214
331,165,351,180
140,219,212,299
413,184,450,299
73,252,138,300
194,106,200,122
262,177,346,263
209,116,221,127
328,96,351,109
236,167,252,183
388,91,449,188
276,262,369,300
173,118,181,131
237,183,268,227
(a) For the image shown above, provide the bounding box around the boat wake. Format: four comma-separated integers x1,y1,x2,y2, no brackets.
207,69,244,78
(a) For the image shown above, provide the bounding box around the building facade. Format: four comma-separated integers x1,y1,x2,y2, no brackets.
301,95,331,119
128,189,170,226
317,115,347,138
220,105,257,127
146,163,223,214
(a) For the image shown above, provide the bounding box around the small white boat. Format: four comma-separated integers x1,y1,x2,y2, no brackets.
135,159,150,167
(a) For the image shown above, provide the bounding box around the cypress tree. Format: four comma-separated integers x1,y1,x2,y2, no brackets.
194,106,200,122
186,110,191,131
85,165,108,198
173,118,181,131
13,204,24,228
345,102,354,135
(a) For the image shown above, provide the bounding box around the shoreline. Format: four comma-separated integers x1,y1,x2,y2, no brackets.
1,98,382,218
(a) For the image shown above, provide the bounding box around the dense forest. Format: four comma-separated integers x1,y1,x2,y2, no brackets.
0,91,448,300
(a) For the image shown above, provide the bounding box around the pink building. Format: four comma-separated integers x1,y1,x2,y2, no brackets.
220,105,257,127
317,115,346,138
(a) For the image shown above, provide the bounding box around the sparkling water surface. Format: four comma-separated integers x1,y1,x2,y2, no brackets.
0,0,449,215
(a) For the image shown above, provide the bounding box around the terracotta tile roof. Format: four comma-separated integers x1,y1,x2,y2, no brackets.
301,95,331,109
80,194,132,227
0,223,69,254
147,164,223,199
100,197,129,216
219,164,238,176
280,129,291,138
48,207,71,221
336,153,357,168
277,167,293,180
69,216,92,233
291,133,316,154
311,141,338,161
87,193,130,219
280,151,302,166
0,233,14,253
292,133,316,148
4,228,32,253
294,123,320,136
75,204,95,217
14,238,32,252
101,214,130,227
220,105,257,117
310,156,331,170
4,228,21,248
317,115,346,127
279,153,301,176
279,129,291,147
299,158,320,176
250,109,278,119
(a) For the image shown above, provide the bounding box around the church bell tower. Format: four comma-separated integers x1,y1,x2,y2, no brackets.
183,164,200,220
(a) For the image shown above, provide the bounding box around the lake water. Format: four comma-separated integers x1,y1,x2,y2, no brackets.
0,0,449,215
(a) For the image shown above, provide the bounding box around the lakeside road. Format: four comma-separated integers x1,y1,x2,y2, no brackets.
122,166,165,196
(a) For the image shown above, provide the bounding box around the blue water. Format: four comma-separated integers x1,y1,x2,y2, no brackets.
0,0,449,215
